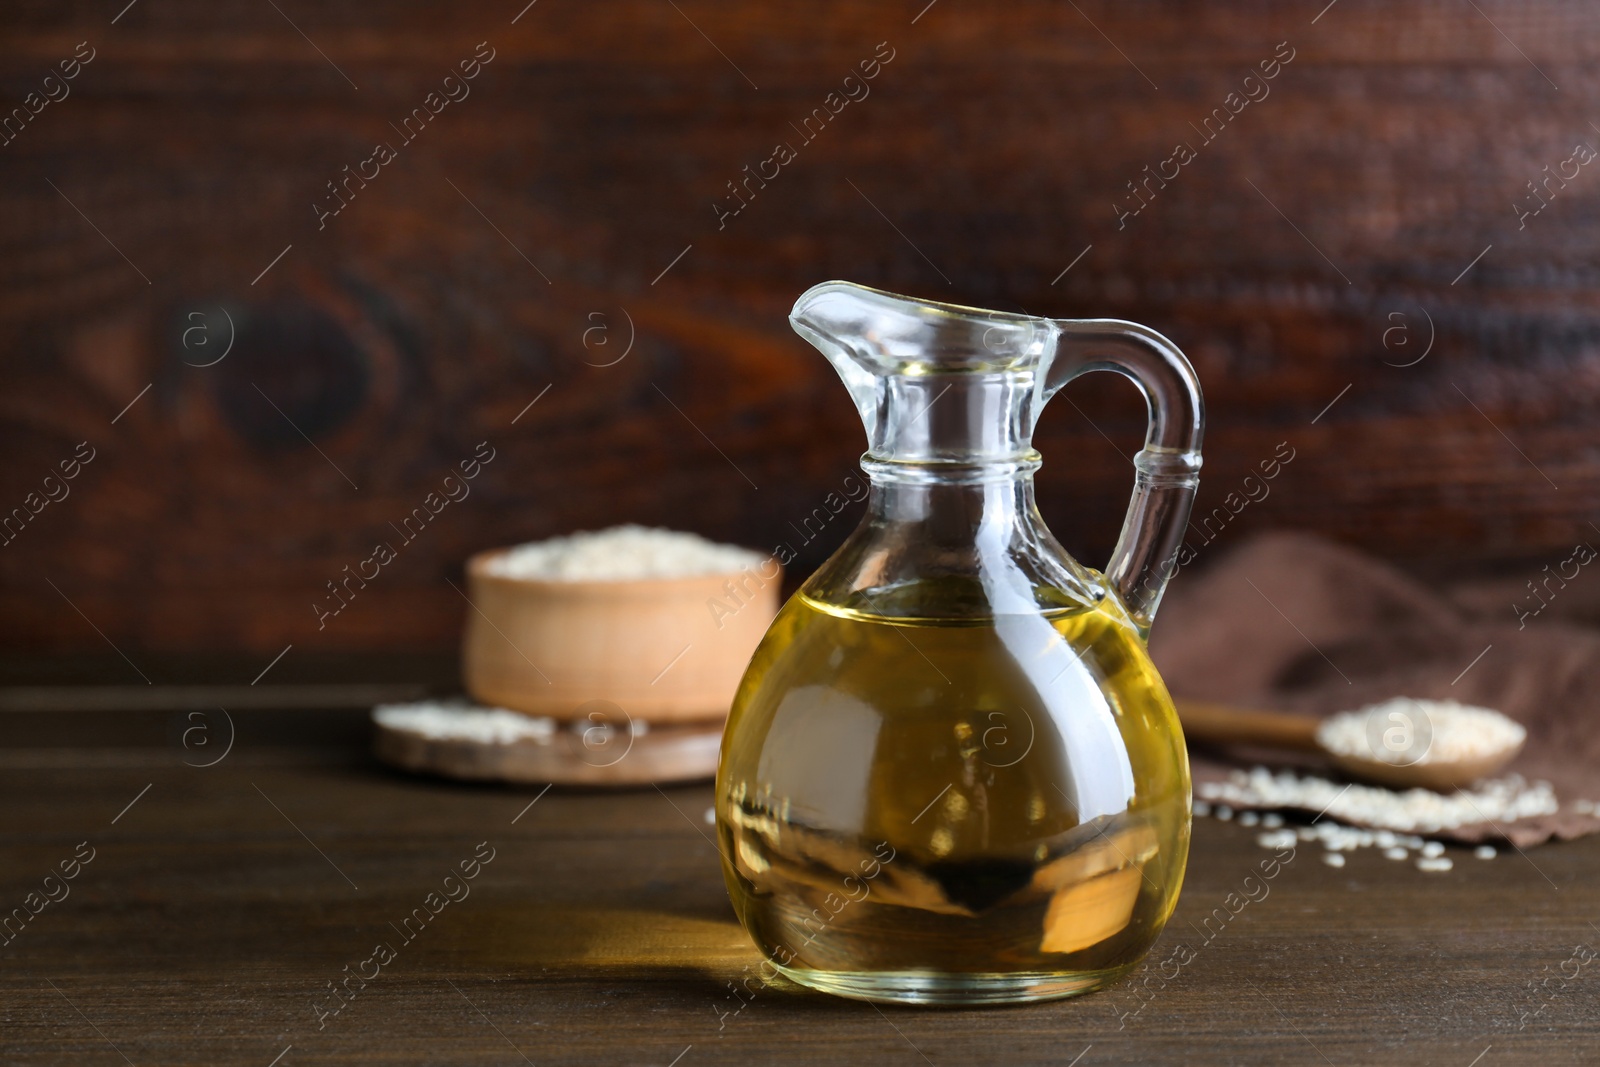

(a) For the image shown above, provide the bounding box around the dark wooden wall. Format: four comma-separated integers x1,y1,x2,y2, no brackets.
4,0,1599,658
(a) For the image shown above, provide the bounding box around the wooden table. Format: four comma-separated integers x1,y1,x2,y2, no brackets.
2,704,1596,1065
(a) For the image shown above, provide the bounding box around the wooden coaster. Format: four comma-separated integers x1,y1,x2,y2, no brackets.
372,702,723,786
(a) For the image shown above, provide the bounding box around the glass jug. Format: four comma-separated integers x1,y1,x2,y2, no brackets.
716,281,1204,1005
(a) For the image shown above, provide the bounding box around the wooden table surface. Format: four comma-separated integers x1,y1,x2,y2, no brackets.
2,705,1596,1066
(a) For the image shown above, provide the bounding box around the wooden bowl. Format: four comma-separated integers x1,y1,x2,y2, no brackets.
461,548,781,723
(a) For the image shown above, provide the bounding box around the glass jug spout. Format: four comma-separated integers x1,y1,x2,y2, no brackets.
791,280,1058,472
790,280,1204,631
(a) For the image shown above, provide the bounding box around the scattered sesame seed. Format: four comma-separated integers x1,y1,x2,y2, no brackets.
1257,829,1298,850
1322,853,1346,868
1383,847,1409,861
373,701,557,744
703,807,716,825
1239,811,1260,827
1474,845,1497,859
1421,841,1445,858
1262,813,1285,828
1193,800,1212,817
1417,856,1453,872
1198,767,1556,833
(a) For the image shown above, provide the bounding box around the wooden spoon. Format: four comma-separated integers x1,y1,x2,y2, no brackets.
1176,701,1524,792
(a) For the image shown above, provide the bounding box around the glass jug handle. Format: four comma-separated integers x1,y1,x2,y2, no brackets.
1049,320,1204,637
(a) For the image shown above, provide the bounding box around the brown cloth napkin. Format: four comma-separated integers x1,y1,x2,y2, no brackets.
1147,531,1600,846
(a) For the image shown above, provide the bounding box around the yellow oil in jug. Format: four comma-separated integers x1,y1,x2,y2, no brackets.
716,580,1190,1004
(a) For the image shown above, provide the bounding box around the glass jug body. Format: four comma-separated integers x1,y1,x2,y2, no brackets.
716,282,1204,1005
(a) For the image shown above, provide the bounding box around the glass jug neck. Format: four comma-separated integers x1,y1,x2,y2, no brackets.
863,371,1044,478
